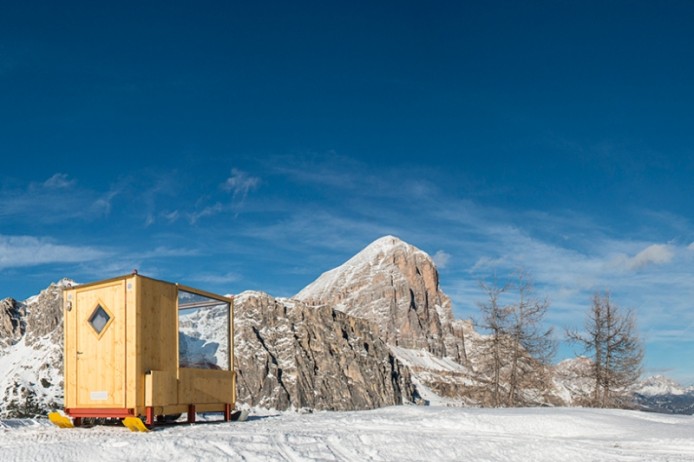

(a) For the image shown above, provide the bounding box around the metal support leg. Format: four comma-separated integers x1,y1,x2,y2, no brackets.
187,404,196,424
145,406,154,426
224,403,231,422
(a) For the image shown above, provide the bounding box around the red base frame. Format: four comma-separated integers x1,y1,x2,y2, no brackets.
64,408,136,427
64,407,136,418
65,404,235,427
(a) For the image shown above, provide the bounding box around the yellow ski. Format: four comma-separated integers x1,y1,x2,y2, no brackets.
48,412,75,429
122,416,150,432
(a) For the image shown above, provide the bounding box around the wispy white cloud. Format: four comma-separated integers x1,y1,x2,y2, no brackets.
612,244,675,271
160,168,261,224
222,168,260,199
191,272,242,285
137,172,186,226
94,176,134,217
162,210,181,223
462,232,694,363
0,173,123,222
139,246,200,258
188,202,225,224
246,206,398,253
42,173,76,189
432,250,451,269
265,153,361,190
269,154,446,203
0,235,107,270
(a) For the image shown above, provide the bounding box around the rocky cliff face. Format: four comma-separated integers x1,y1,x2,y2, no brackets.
0,298,25,348
24,283,64,347
234,291,416,410
295,236,481,403
0,282,66,418
296,236,465,362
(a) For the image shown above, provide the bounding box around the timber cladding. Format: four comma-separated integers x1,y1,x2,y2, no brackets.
62,273,236,422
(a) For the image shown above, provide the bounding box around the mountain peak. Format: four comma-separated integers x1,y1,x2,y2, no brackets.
364,234,408,251
295,235,431,304
295,236,457,358
635,375,687,396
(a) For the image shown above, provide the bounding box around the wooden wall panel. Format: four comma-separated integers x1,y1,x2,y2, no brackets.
125,274,138,410
63,273,236,417
178,368,235,404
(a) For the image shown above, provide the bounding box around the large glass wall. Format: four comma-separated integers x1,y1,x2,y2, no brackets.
177,289,230,370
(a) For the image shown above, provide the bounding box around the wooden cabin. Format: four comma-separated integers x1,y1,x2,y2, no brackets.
62,273,236,426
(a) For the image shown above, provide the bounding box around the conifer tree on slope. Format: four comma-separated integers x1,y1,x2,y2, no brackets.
477,271,555,407
568,291,644,408
505,272,556,407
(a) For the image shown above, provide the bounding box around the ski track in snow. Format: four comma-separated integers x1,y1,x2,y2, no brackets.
2,406,694,461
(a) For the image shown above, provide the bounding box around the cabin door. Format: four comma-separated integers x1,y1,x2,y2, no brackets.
74,280,127,408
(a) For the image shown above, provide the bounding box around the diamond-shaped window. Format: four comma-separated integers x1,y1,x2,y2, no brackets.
88,304,111,336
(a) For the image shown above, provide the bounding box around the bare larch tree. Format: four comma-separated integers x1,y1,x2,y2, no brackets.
477,272,555,407
477,279,510,407
505,272,556,406
567,291,644,408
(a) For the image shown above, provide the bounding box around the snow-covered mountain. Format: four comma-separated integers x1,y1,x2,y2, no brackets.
550,362,694,415
296,236,465,359
633,375,691,397
295,235,481,404
0,279,70,417
631,375,694,415
1,235,690,416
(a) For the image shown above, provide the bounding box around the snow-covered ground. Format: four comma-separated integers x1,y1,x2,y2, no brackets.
2,406,694,461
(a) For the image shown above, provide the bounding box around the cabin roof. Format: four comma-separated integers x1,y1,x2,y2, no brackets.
63,272,232,303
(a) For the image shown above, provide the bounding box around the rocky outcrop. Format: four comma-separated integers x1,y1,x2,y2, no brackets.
294,236,486,403
24,280,65,347
0,283,65,418
296,236,466,362
234,291,416,410
0,298,25,348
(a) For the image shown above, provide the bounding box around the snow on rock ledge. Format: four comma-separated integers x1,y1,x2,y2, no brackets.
296,235,465,362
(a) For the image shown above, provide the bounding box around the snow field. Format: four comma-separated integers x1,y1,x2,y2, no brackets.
1,406,694,461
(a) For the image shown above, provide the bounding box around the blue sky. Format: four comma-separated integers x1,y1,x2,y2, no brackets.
2,2,693,384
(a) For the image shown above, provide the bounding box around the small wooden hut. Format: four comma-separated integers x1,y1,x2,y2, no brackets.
62,272,236,426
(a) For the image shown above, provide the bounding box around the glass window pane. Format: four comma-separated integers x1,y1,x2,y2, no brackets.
178,290,230,370
89,305,111,335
